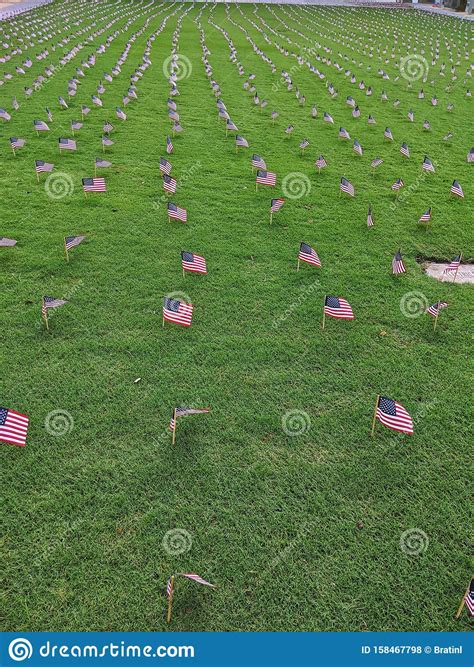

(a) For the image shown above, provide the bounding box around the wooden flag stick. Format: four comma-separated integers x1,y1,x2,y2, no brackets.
64,239,69,263
371,394,380,436
182,268,185,279
35,165,39,183
167,575,175,624
11,147,16,157
297,259,300,272
453,253,462,284
269,212,273,225
171,409,177,445
454,578,472,619
433,308,440,331
321,296,326,329
102,143,105,153
42,300,49,331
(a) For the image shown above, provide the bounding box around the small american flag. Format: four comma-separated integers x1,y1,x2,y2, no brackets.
419,208,432,223
339,127,350,140
371,157,383,169
71,120,83,131
423,120,430,130
367,205,374,228
467,148,474,163
376,396,413,435
324,296,354,320
10,137,26,149
464,579,474,617
427,301,448,317
65,235,85,251
166,136,173,154
58,96,68,109
392,250,406,275
316,155,327,170
95,158,112,168
163,174,177,194
285,125,294,135
102,136,114,147
418,89,424,99
42,296,67,319
391,179,404,191
422,156,435,173
92,95,102,107
367,115,376,125
226,119,238,132
35,160,54,173
168,202,187,222
236,135,249,148
256,170,276,186
443,255,461,274
0,108,11,121
271,198,285,213
353,139,363,156
59,138,76,151
450,180,464,198
166,577,174,599
299,138,309,150
0,237,17,247
0,407,29,447
82,178,106,192
271,111,279,120
181,251,207,274
252,154,266,169
34,120,49,131
103,121,114,134
81,105,91,116
352,106,360,118
163,297,193,327
384,127,393,140
408,110,414,122
169,110,179,122
323,112,334,123
176,573,215,588
299,243,321,267
160,158,172,175
340,178,355,197
116,107,127,121
400,143,410,158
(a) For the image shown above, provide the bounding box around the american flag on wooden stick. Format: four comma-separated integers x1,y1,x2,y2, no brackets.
340,178,355,197
65,236,85,251
35,160,54,173
299,243,321,267
400,143,410,158
163,174,177,194
392,250,406,275
444,255,461,274
0,237,17,247
168,203,187,222
271,198,285,213
166,136,173,154
427,301,448,317
256,170,276,186
367,206,374,228
0,407,29,447
59,137,76,151
324,296,354,320
419,208,432,223
375,396,413,435
450,180,464,198
163,297,193,327
176,573,215,587
82,177,106,192
252,154,266,169
181,251,207,274
464,579,474,617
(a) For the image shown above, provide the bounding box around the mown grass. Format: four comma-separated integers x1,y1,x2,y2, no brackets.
1,1,472,632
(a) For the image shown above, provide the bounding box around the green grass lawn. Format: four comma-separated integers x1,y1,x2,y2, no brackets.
1,0,472,632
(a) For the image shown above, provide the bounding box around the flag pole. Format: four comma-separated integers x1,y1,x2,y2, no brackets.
167,575,175,623
453,253,462,284
433,307,440,331
321,296,326,329
35,165,39,183
269,211,273,225
172,409,177,445
64,238,69,263
297,259,300,272
454,578,472,619
42,299,49,331
371,395,380,436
